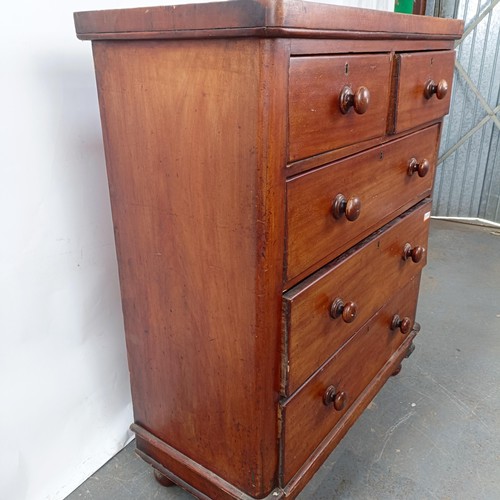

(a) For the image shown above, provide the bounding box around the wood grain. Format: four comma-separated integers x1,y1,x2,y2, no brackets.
285,118,444,178
288,53,391,162
93,38,287,498
285,125,439,282
282,329,418,497
75,0,267,37
281,276,421,483
74,0,464,41
283,200,431,395
276,1,463,38
288,38,455,56
395,50,456,133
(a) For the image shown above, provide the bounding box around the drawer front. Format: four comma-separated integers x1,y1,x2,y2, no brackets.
289,54,391,162
283,200,431,395
395,50,455,133
285,125,439,282
281,277,421,483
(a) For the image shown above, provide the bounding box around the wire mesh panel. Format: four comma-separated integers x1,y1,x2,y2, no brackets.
432,0,500,222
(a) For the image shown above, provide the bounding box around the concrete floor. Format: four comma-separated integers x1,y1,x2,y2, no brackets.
66,220,500,500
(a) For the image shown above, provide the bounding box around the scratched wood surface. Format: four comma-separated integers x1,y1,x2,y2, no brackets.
93,38,287,497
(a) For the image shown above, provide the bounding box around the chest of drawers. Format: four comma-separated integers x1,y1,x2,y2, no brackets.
74,2,463,498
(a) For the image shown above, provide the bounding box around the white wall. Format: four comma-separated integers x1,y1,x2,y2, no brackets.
0,1,392,499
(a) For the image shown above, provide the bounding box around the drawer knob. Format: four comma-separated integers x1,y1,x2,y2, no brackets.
408,158,430,177
332,194,361,221
339,85,370,114
391,314,412,334
424,79,448,100
330,298,358,323
324,385,347,411
403,243,426,263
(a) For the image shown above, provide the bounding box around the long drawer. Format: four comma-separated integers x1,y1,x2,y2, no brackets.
285,125,439,283
282,200,431,395
280,276,421,484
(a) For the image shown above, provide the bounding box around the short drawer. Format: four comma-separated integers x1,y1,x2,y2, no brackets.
285,125,439,283
288,53,391,162
280,277,421,484
394,50,455,133
282,200,431,395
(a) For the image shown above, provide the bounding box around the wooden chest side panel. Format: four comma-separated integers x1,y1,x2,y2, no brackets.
92,39,283,497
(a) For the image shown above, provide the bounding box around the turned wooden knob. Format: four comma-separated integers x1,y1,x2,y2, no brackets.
408,158,430,177
339,85,370,114
391,314,412,334
332,194,361,221
330,298,358,323
403,243,425,263
324,385,347,411
424,79,448,100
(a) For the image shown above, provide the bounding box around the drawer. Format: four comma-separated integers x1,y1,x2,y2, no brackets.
282,200,431,395
394,50,455,133
285,125,439,283
280,277,421,484
289,53,391,162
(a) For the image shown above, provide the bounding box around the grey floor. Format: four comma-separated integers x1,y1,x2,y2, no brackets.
66,220,500,500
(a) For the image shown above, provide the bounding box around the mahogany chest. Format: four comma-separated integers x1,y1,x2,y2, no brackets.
74,2,463,498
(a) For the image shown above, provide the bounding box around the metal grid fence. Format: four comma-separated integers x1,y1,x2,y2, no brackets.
431,0,500,223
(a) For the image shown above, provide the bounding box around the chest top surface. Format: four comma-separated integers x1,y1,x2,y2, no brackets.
74,0,463,41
